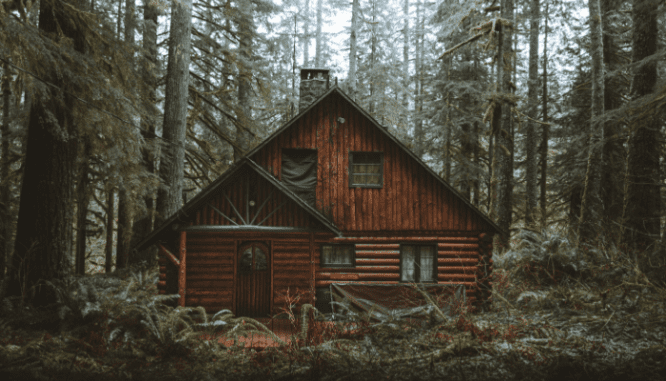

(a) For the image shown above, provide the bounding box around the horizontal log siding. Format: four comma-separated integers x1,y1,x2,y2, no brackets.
271,239,313,314
187,169,324,229
184,233,235,312
315,236,481,303
250,92,492,233
178,232,330,315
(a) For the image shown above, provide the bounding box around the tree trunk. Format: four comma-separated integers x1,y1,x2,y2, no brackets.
105,187,114,273
303,0,310,66
75,140,91,275
1,61,11,283
155,0,192,226
524,0,539,229
116,187,131,269
493,0,514,252
5,0,84,306
443,57,451,183
234,0,253,161
539,0,549,229
348,0,360,100
402,0,409,128
315,0,323,67
413,0,423,158
116,0,136,269
622,0,660,254
369,0,378,114
600,0,624,240
578,0,604,246
129,0,159,264
473,120,479,207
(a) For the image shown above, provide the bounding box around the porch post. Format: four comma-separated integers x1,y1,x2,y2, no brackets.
179,231,187,307
310,233,315,305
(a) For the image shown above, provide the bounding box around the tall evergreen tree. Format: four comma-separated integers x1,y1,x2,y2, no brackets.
348,0,360,100
235,0,254,160
524,0,539,228
0,61,11,284
622,0,660,255
116,0,136,269
129,0,160,264
493,0,515,251
578,0,605,246
155,0,193,226
600,0,625,239
538,0,549,229
6,0,86,305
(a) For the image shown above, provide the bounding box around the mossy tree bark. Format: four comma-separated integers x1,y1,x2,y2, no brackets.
621,0,660,255
492,0,515,252
5,0,85,306
600,0,625,241
155,0,192,226
129,0,160,265
525,0,539,229
578,0,604,247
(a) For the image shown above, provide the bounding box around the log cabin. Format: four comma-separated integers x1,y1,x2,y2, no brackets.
134,68,502,318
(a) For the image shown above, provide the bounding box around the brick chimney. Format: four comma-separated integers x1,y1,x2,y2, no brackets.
299,68,330,112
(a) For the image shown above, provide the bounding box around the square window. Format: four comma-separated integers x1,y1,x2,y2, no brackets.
349,152,383,188
321,245,355,267
400,245,436,282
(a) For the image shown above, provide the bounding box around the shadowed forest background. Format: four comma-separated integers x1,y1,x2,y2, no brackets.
2,0,665,299
0,0,665,380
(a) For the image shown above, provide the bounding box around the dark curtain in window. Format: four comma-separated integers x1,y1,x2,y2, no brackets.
282,149,317,206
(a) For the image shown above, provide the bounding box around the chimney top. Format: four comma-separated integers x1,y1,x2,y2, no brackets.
299,68,331,112
300,68,330,81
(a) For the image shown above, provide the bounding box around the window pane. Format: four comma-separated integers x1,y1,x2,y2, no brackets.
402,246,415,281
322,246,331,264
353,174,366,184
354,153,381,164
255,247,267,270
240,248,253,272
367,165,381,174
342,246,353,264
419,247,434,282
353,164,368,173
350,153,382,186
322,245,354,265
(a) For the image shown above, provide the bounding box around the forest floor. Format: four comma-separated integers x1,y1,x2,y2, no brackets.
1,243,666,381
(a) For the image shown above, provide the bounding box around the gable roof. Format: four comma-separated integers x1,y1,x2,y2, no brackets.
134,157,342,251
138,85,503,252
245,85,504,236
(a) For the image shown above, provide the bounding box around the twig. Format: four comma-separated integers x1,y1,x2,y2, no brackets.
492,290,517,312
600,310,615,333
514,108,552,126
438,32,489,59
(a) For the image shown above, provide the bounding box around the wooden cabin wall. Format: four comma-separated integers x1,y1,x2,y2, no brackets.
184,232,235,312
315,234,486,305
271,235,314,315
186,170,324,229
157,238,180,296
251,92,492,233
175,232,322,315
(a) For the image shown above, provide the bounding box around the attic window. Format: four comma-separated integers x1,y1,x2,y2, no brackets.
349,152,383,188
321,244,355,267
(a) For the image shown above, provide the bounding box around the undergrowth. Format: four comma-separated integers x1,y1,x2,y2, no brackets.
1,233,665,381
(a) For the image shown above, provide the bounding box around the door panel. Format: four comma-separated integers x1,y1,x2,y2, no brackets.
236,242,271,317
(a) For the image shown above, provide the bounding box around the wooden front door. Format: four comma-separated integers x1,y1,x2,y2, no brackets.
236,242,271,317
